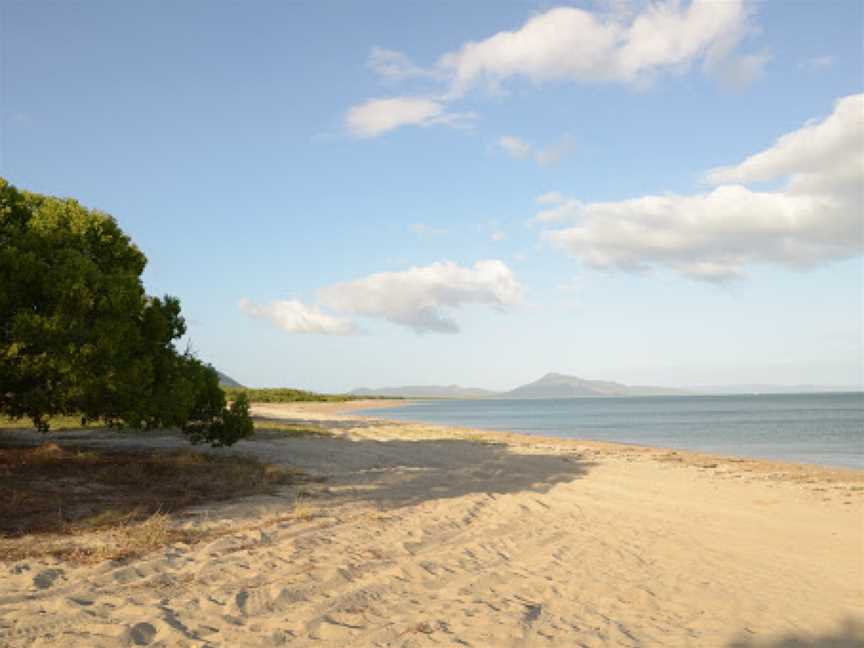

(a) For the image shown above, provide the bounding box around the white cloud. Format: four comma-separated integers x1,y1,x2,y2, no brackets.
345,96,473,138
541,94,864,281
498,135,532,159
535,197,584,223
238,298,357,335
498,134,575,166
440,0,756,95
319,260,523,333
350,1,761,138
345,97,442,138
705,94,862,194
241,261,523,335
366,47,430,80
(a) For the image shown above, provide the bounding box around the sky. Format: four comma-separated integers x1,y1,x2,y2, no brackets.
1,0,862,391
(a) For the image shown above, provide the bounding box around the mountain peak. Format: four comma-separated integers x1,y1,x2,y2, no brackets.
536,372,582,383
216,370,244,388
541,372,567,379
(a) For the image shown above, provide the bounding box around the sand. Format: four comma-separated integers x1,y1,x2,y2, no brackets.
1,400,862,647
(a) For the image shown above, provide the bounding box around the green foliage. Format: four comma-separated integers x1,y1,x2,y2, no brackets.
187,393,255,447
222,387,360,403
0,178,252,446
222,387,399,403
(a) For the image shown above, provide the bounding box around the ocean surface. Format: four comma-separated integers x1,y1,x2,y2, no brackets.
365,392,864,469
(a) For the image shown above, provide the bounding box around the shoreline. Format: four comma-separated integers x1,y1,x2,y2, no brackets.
324,398,864,479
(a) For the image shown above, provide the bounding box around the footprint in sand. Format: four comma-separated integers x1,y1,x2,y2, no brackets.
130,621,157,645
32,568,65,590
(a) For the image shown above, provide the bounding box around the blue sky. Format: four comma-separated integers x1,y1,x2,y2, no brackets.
2,1,862,391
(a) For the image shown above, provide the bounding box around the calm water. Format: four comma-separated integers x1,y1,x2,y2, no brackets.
365,393,864,469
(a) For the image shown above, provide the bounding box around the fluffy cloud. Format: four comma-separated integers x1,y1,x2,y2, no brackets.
442,1,754,93
240,261,523,335
350,1,760,137
541,94,864,281
497,135,575,166
319,260,523,333
345,97,446,138
238,298,357,335
705,94,862,193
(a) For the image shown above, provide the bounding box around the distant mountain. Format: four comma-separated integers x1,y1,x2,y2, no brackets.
216,371,244,388
504,373,691,399
350,385,498,399
350,373,860,400
351,373,690,399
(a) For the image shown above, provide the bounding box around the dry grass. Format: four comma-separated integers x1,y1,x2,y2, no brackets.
252,418,333,438
32,512,212,565
0,443,301,564
0,415,105,432
459,432,506,446
292,493,315,521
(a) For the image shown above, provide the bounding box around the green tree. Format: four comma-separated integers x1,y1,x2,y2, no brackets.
0,178,252,446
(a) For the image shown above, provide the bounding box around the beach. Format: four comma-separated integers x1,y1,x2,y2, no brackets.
1,400,862,647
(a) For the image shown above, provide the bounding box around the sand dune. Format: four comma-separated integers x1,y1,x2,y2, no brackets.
1,401,862,647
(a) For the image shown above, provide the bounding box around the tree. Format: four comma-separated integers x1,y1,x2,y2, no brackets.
0,178,253,446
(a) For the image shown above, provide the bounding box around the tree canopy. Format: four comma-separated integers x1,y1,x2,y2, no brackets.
0,178,252,446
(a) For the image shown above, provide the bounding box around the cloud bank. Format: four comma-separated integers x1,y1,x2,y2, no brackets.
240,260,522,335
347,1,762,137
540,94,864,281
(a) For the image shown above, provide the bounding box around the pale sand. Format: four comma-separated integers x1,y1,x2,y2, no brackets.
1,400,862,647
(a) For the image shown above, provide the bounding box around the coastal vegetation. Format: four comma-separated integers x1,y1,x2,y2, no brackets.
0,178,252,447
223,387,396,403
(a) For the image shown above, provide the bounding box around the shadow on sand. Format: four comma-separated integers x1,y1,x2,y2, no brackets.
0,424,597,516
727,618,864,648
305,436,597,509
246,414,597,509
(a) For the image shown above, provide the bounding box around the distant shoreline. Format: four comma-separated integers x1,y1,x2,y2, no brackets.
348,390,864,400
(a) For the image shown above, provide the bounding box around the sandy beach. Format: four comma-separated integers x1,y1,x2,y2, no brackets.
1,400,862,647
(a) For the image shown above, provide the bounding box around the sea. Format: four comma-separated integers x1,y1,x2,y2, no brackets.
364,392,864,469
